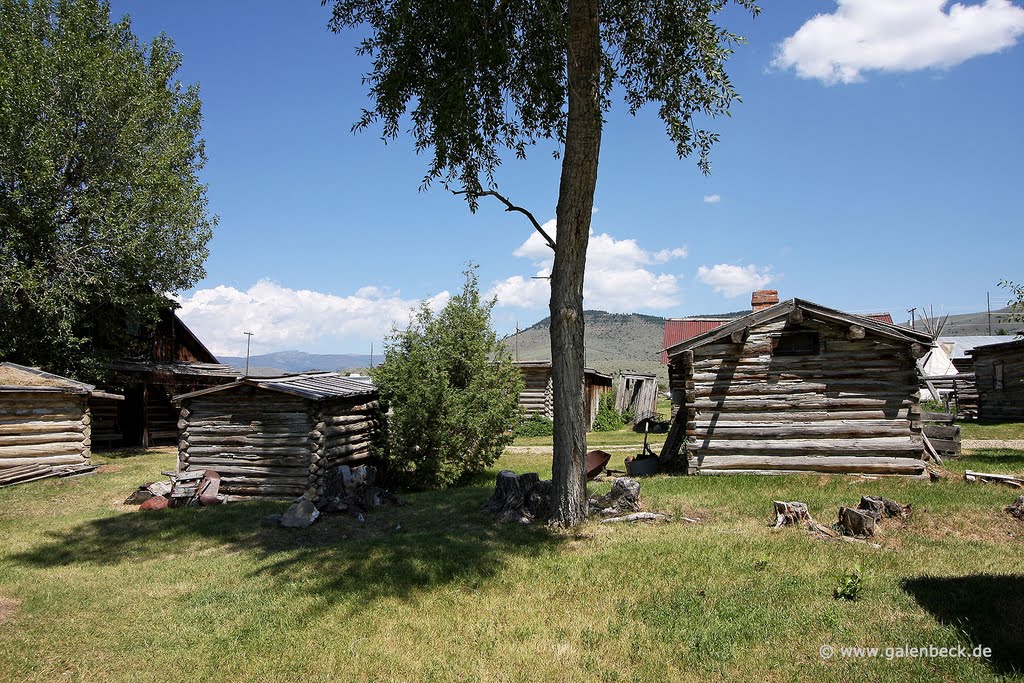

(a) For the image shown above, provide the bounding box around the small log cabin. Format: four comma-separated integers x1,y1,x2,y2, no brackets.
614,372,660,423
512,361,612,431
0,363,122,470
173,373,380,499
100,308,238,448
968,338,1024,422
660,298,935,476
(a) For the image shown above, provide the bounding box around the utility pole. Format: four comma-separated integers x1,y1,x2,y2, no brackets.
243,331,254,376
907,307,916,329
987,292,992,335
515,321,520,361
370,342,374,369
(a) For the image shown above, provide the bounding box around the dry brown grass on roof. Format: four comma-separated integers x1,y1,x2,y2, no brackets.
0,366,70,387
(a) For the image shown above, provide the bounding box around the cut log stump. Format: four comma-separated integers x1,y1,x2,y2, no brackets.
483,471,551,524
838,506,877,537
773,501,811,528
857,496,911,521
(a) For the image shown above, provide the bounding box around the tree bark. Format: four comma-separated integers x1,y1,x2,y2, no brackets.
549,0,602,527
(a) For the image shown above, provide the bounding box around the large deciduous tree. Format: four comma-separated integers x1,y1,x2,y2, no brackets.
0,0,215,381
325,0,757,526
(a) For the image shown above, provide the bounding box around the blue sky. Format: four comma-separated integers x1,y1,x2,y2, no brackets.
108,0,1024,357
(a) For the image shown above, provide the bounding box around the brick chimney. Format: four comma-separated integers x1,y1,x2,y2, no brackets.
751,289,779,312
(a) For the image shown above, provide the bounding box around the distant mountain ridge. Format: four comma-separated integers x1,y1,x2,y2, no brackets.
218,350,372,375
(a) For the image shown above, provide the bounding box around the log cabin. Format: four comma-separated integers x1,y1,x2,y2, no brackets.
968,337,1024,422
512,361,612,431
0,363,122,470
659,297,935,476
99,308,239,448
173,373,380,499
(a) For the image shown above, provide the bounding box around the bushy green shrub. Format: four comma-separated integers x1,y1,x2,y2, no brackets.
371,266,524,489
514,413,555,437
592,392,628,432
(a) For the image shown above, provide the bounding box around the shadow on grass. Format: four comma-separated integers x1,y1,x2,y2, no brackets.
959,450,1024,469
9,480,564,605
93,447,163,460
902,574,1024,675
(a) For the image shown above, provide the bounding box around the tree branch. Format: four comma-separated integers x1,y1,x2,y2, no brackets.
453,189,556,251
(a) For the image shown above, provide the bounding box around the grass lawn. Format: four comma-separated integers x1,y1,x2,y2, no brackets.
960,421,1024,441
1,445,1023,682
514,427,665,449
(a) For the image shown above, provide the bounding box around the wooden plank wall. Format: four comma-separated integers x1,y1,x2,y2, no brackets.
0,392,91,468
669,317,925,476
615,375,659,422
974,345,1024,422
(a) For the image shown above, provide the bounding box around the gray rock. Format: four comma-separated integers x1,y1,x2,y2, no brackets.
280,499,320,528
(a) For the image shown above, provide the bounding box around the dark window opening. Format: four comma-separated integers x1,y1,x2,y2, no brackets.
771,332,819,356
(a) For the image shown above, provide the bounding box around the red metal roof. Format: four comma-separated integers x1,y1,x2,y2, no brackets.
661,319,730,363
865,313,893,324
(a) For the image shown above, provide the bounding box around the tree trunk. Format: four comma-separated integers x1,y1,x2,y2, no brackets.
548,0,602,527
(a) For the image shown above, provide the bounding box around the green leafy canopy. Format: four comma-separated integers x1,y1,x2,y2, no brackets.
371,265,525,489
0,0,215,380
325,0,759,205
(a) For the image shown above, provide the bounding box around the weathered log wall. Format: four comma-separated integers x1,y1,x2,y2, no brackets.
973,343,1024,422
516,367,553,419
0,392,91,468
177,386,381,498
515,365,610,430
666,317,926,476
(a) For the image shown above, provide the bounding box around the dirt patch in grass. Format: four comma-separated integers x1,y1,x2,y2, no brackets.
0,597,20,625
95,464,123,474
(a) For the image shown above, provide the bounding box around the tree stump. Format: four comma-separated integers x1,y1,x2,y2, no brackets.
838,506,876,537
483,471,551,524
1007,495,1024,522
858,496,910,521
773,501,811,528
318,465,404,515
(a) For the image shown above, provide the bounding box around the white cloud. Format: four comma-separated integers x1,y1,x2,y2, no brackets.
696,264,776,298
491,222,689,311
174,280,449,356
703,194,721,204
774,0,1024,84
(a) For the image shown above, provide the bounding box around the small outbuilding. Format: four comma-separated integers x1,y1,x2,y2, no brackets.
660,299,935,476
614,372,660,423
968,337,1024,422
101,308,239,448
0,363,122,471
512,361,612,431
173,373,380,499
